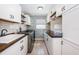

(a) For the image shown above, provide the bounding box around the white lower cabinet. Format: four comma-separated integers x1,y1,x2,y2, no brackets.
23,15,31,25
44,33,48,46
0,36,28,55
62,39,79,55
47,37,61,55
52,38,61,55
0,40,21,55
56,4,64,17
44,34,79,55
44,33,62,55
47,35,53,55
20,36,28,55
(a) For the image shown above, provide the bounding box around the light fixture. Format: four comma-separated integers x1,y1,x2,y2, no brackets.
37,6,43,10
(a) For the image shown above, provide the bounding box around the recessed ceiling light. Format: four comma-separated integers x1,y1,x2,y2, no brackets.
37,6,43,10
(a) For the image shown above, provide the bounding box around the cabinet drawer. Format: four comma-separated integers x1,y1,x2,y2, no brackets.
0,40,21,55
48,36,53,55
53,38,61,55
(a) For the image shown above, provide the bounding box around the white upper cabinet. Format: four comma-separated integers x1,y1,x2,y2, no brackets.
55,4,77,17
55,4,64,17
24,15,31,25
62,4,77,13
44,33,62,55
46,7,56,23
46,11,51,23
51,7,56,15
0,4,21,23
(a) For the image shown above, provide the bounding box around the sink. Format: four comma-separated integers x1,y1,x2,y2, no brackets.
0,34,24,44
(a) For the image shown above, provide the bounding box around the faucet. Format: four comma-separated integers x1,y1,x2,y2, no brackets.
1,29,8,36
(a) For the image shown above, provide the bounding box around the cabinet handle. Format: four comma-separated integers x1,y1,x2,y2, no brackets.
20,40,23,43
61,6,65,11
10,14,14,19
47,38,48,41
20,45,24,51
61,41,63,45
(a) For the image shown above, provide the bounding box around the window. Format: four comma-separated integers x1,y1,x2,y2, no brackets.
36,25,46,29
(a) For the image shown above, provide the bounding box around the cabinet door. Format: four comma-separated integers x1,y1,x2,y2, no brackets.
20,36,28,55
27,17,31,25
48,37,62,55
46,12,51,23
0,4,21,23
43,33,46,42
62,39,79,55
0,5,11,21
46,34,49,51
47,36,53,55
56,4,64,17
62,5,79,45
24,15,31,25
53,38,61,55
0,40,21,55
11,4,21,23
43,33,45,41
23,36,28,55
19,37,25,55
44,33,47,44
0,36,28,55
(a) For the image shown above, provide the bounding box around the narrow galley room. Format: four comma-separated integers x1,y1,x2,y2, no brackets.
0,4,79,55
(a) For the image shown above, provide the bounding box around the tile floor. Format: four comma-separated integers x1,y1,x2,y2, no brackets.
28,38,48,55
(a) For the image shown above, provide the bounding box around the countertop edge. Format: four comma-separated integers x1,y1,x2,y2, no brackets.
0,34,27,52
46,32,62,38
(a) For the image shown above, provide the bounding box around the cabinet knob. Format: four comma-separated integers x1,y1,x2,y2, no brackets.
61,6,65,11
20,40,23,43
20,45,24,51
61,41,63,45
10,14,14,19
47,38,48,41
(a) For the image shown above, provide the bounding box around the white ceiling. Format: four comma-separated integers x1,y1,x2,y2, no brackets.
20,4,55,16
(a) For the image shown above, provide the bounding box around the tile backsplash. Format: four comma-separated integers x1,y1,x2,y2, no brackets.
0,20,27,36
